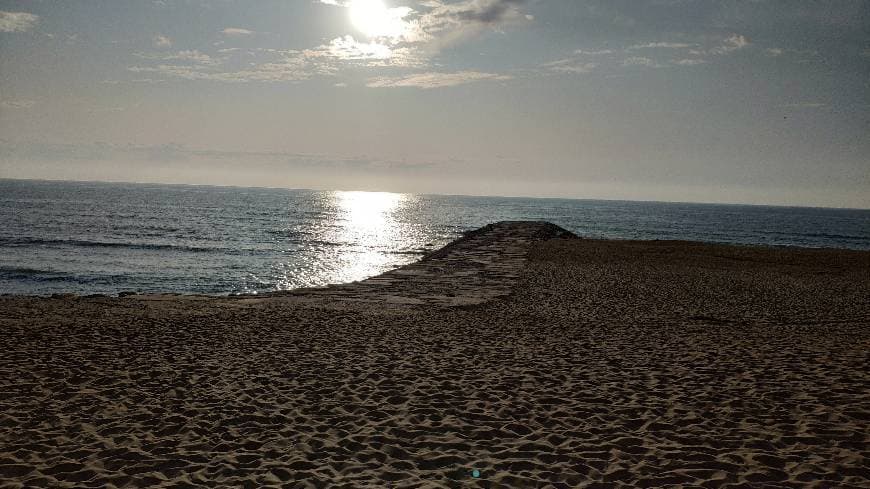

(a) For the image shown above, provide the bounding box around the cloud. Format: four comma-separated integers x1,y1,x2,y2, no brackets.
608,34,747,69
133,49,219,68
128,63,311,83
416,0,531,46
622,56,661,68
673,58,706,66
321,0,529,26
319,0,531,55
128,48,319,82
624,35,747,60
152,34,172,49
87,106,127,114
780,102,827,108
130,31,427,84
222,27,254,37
574,49,614,56
442,0,528,24
544,58,597,74
366,71,512,89
130,1,530,83
303,35,423,67
0,11,38,33
759,47,823,63
307,36,392,60
547,33,756,75
162,50,216,65
0,140,446,175
101,78,165,85
0,99,36,109
628,42,695,50
709,34,749,55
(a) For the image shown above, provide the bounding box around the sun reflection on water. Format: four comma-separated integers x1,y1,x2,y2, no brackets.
337,190,402,237
263,190,429,292
330,190,411,284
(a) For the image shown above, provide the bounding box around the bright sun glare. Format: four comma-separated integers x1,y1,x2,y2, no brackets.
348,0,405,39
337,190,401,233
331,190,407,283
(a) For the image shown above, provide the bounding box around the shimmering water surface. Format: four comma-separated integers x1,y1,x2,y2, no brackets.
2,179,869,296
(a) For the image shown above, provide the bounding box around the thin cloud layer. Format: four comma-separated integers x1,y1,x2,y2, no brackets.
546,33,752,74
709,34,749,55
781,102,827,108
136,50,217,65
0,98,36,109
543,58,597,74
629,42,695,50
152,34,172,49
304,36,423,67
412,0,532,49
366,71,512,88
128,51,315,83
222,27,254,37
425,0,528,25
0,11,38,33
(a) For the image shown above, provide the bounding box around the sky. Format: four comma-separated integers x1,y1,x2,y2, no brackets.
0,0,868,208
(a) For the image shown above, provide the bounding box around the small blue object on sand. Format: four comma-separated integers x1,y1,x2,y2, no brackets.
472,469,481,478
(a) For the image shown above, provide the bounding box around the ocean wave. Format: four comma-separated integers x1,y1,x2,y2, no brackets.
265,229,307,236
800,232,868,241
386,249,429,255
0,237,217,253
265,233,346,247
0,266,70,281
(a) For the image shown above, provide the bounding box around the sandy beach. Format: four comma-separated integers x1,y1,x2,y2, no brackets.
1,221,868,488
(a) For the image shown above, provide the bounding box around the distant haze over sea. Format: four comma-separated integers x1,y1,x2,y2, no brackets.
2,179,869,296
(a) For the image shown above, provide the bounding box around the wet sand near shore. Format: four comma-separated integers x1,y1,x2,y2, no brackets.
1,222,868,488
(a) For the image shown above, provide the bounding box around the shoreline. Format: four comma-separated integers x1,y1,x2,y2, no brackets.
4,221,868,301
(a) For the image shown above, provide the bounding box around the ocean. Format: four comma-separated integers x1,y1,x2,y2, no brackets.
2,179,868,296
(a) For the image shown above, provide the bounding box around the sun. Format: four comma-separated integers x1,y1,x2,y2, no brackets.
348,0,406,39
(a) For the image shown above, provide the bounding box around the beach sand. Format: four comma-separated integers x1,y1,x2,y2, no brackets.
1,222,868,488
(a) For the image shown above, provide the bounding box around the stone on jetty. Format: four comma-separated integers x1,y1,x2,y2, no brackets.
288,221,576,307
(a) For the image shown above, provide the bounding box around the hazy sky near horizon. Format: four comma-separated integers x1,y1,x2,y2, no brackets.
1,0,868,207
